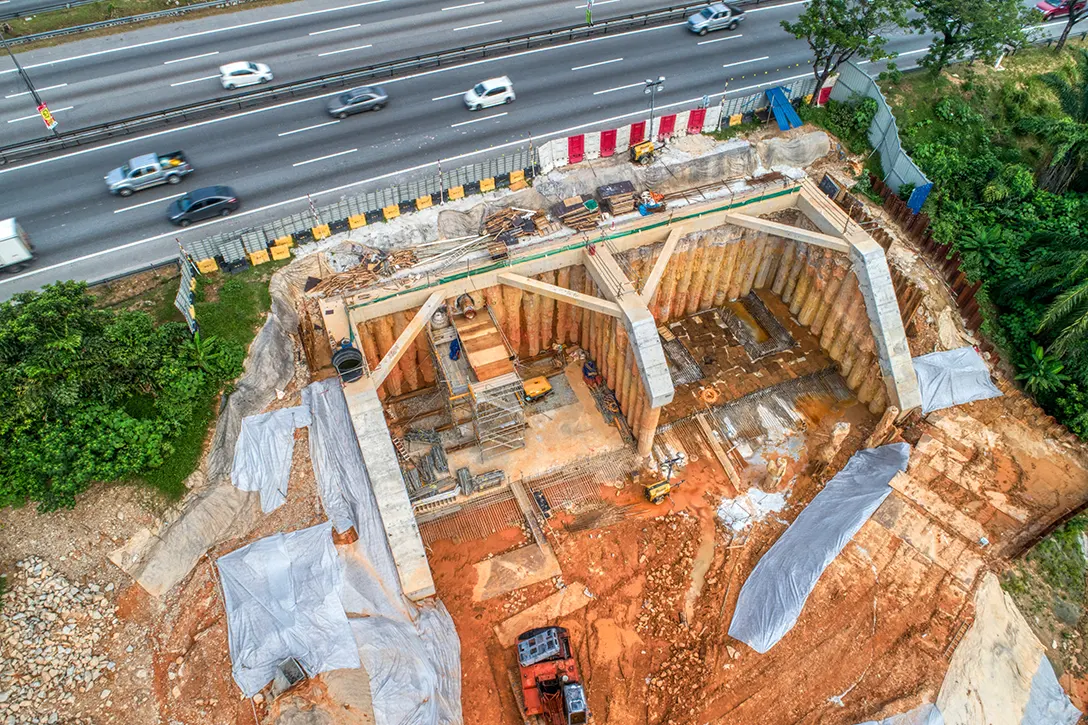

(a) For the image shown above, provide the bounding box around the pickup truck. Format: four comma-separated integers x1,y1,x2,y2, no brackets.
0,218,34,274
105,151,193,197
686,3,745,35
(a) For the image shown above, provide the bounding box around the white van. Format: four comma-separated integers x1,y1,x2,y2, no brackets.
463,76,515,111
0,218,34,273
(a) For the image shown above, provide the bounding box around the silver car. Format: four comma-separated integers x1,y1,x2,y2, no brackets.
687,3,745,35
327,86,388,119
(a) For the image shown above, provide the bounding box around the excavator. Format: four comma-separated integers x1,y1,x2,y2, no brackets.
514,627,589,725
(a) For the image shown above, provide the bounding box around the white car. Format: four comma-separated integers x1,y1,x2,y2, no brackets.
463,76,515,111
219,61,273,90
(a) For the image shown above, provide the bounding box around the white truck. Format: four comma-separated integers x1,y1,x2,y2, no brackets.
105,151,194,197
0,218,34,274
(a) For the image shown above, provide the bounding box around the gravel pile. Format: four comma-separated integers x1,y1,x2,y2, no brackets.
0,557,116,724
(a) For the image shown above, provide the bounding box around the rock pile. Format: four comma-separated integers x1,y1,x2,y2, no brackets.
0,557,116,724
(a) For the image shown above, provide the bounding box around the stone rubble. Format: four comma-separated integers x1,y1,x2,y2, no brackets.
0,557,115,725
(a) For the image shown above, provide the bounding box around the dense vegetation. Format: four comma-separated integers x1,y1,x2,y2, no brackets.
0,270,272,511
869,46,1088,436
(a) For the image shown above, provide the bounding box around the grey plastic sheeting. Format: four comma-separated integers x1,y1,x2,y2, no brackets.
1022,653,1081,725
305,379,463,725
217,522,360,698
230,405,312,512
728,443,910,653
913,347,1002,415
856,703,944,725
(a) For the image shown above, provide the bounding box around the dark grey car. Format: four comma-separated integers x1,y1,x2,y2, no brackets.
167,185,240,227
326,86,388,119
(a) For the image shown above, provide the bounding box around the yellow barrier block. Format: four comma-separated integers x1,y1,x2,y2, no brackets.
189,305,196,318
311,224,331,240
196,258,219,274
189,278,197,291
729,113,743,127
249,249,270,266
273,235,294,248
479,177,495,192
510,169,525,184
415,195,433,211
348,214,368,229
804,94,814,104
270,244,292,261
448,186,464,201
383,204,400,220
510,179,528,191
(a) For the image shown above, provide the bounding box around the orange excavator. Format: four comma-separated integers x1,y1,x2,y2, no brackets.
514,627,589,725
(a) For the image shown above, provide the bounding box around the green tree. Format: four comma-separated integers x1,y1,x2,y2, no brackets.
1053,1,1088,53
913,0,1027,75
1020,49,1088,194
1016,341,1070,394
781,0,911,99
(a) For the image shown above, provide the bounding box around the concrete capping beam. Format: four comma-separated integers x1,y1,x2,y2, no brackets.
582,246,675,409
344,379,436,601
497,272,623,317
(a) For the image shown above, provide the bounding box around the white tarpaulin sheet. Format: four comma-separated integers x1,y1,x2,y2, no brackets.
230,405,312,512
856,703,945,725
913,347,1002,414
728,443,910,653
217,522,360,697
305,379,463,725
1021,653,1081,725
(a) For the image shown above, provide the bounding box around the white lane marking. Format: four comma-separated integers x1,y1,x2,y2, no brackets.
432,90,468,101
7,106,73,123
318,44,374,56
572,57,623,71
442,1,484,9
0,21,688,175
451,111,506,127
309,23,361,35
576,0,618,7
293,148,357,166
722,55,768,69
454,19,501,31
170,74,220,87
5,83,67,99
114,192,186,214
697,34,743,45
593,81,643,95
859,46,929,63
279,120,340,136
164,51,220,65
0,0,394,76
747,0,807,10
0,66,836,285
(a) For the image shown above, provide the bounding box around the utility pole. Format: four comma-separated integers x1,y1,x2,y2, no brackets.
644,76,665,142
0,28,60,137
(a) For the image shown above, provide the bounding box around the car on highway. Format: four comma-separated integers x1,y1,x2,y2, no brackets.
219,61,273,90
1035,0,1086,18
105,151,193,197
464,76,515,111
327,86,389,119
168,186,240,227
686,3,745,35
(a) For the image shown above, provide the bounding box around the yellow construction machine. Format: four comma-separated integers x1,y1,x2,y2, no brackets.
522,376,554,403
629,140,659,165
636,454,684,504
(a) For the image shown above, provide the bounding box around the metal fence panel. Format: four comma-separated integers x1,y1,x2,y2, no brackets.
830,61,932,212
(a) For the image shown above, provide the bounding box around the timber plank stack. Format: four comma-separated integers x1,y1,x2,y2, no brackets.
550,195,601,231
482,207,553,241
596,181,637,215
308,248,417,296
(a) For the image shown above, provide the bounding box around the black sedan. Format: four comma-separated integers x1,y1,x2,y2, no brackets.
168,186,240,227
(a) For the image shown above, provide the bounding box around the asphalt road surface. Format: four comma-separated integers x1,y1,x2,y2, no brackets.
0,3,1068,297
0,0,704,145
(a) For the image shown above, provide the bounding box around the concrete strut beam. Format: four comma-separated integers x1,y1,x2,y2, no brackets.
497,272,622,318
583,246,674,410
370,292,445,388
640,226,685,304
724,212,850,253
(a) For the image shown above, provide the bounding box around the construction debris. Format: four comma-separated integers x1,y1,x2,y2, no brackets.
482,207,551,240
551,195,602,231
309,247,417,296
596,181,637,215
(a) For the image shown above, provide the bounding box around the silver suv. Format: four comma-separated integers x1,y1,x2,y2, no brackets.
687,3,745,35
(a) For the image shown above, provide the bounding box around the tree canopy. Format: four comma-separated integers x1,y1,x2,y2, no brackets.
914,0,1027,75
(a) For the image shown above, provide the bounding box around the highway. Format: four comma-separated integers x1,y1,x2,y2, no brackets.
0,0,696,146
0,1,1065,297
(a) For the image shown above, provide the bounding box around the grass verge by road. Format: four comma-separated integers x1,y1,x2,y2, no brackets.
100,260,284,498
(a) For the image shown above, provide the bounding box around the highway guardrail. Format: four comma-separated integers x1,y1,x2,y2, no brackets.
0,0,782,164
1,0,254,34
